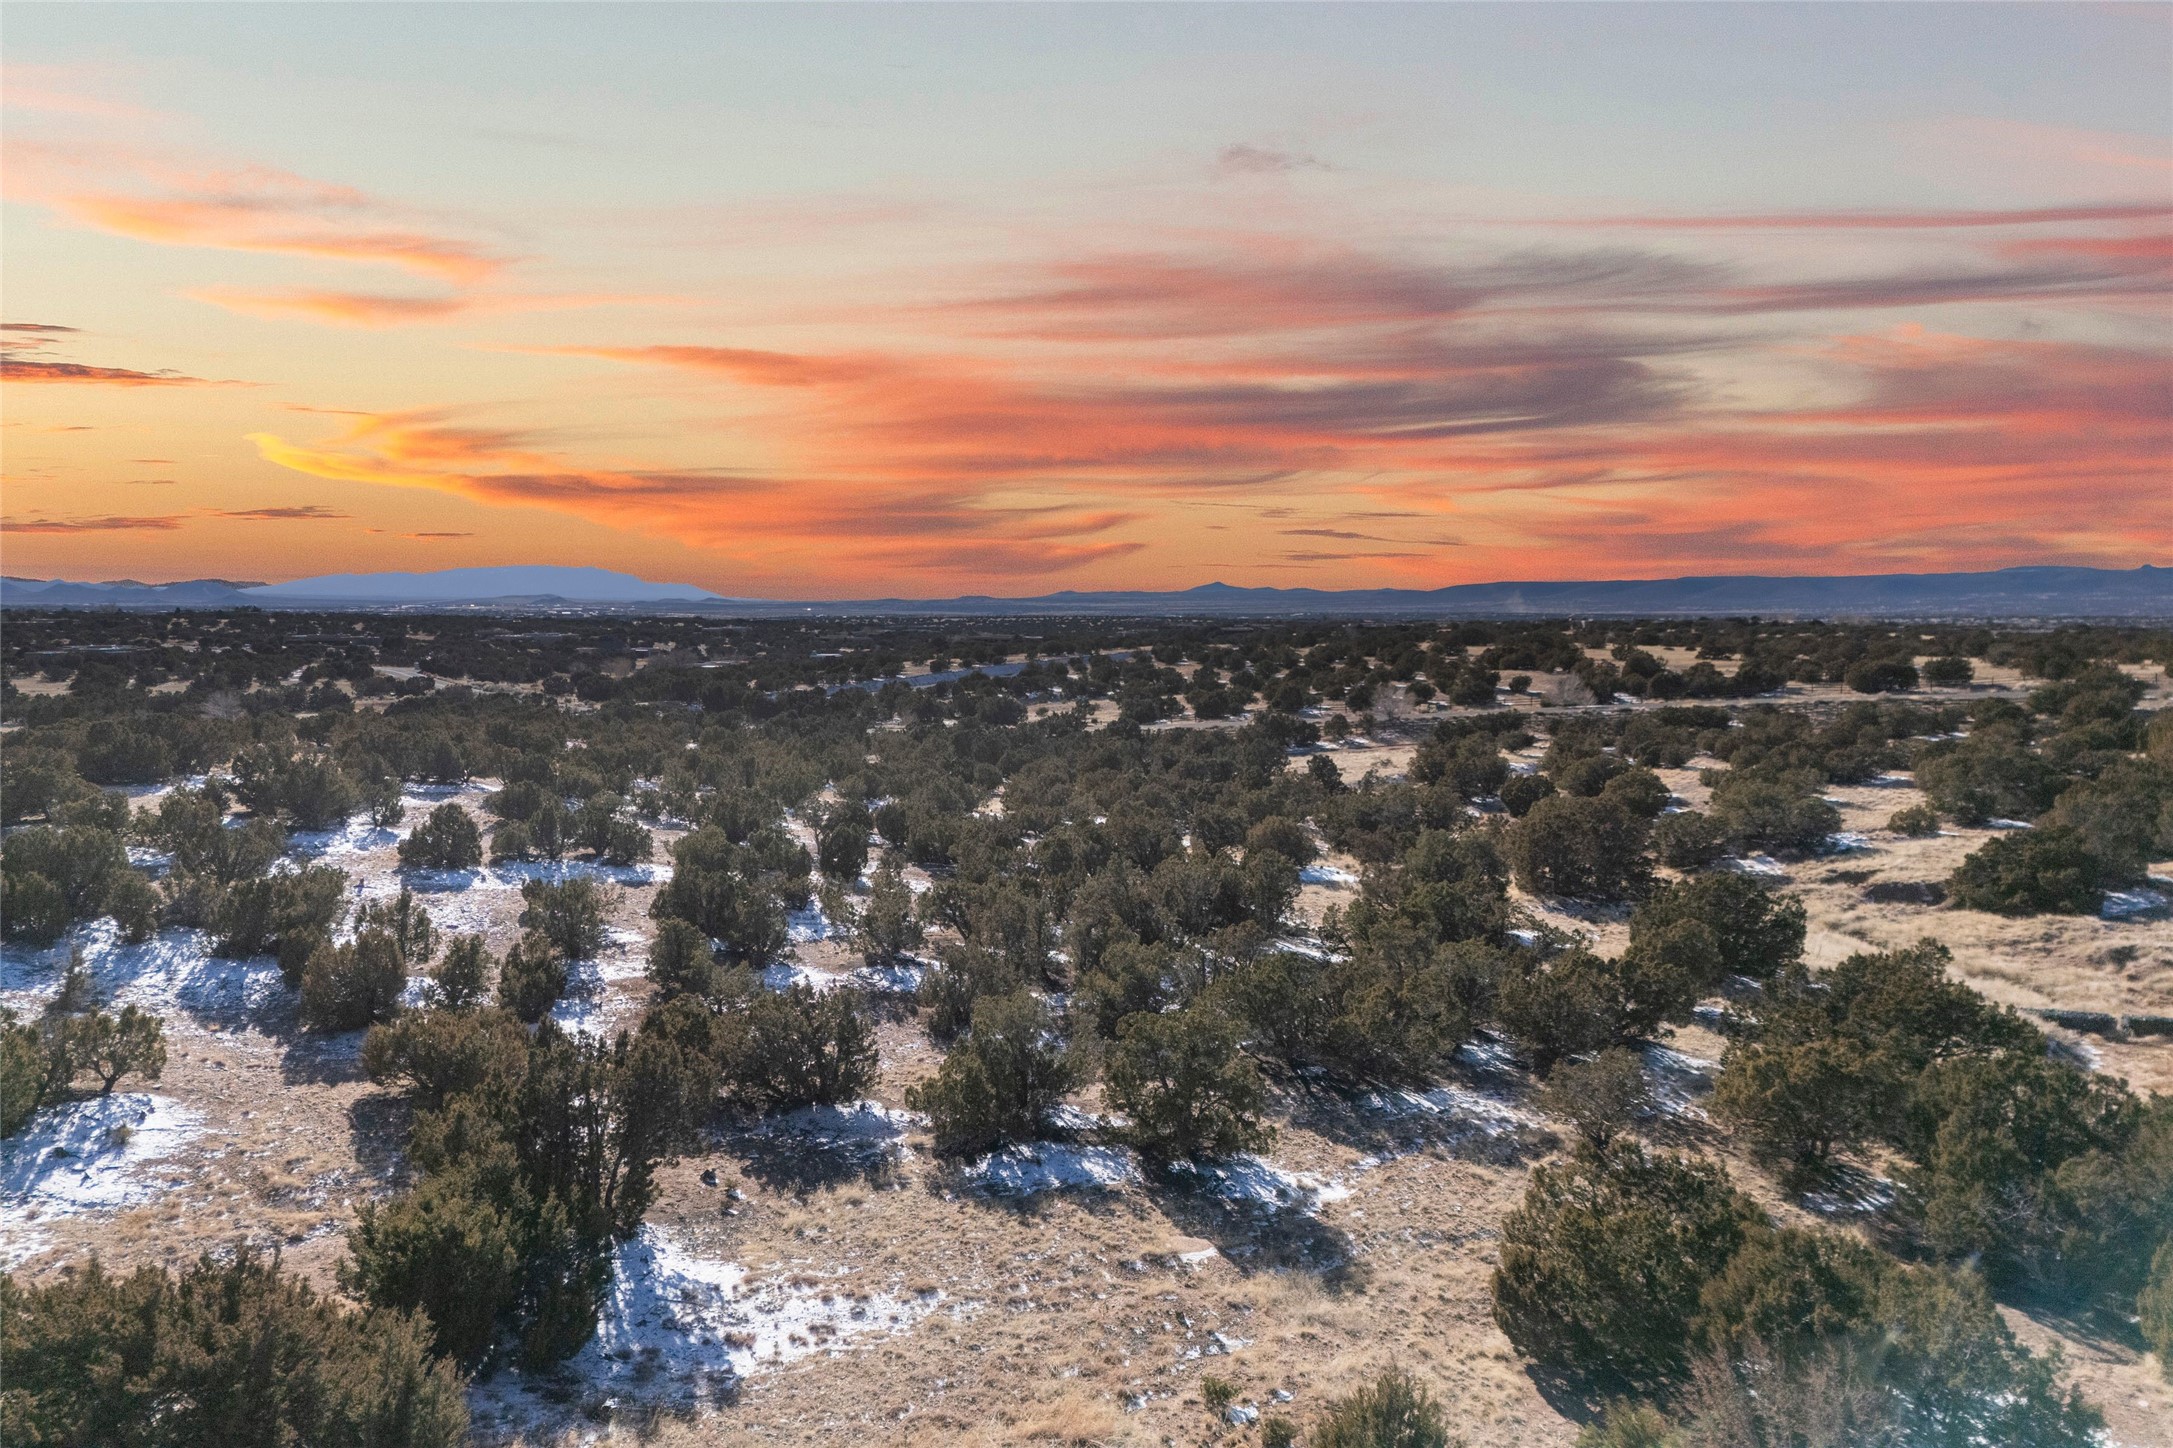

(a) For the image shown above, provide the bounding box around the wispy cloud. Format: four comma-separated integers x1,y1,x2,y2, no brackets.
247,408,1147,583
1562,201,2173,231
193,287,664,328
7,513,185,533
1,357,237,386
0,321,81,341
8,140,507,285
206,505,350,521
1214,143,1334,177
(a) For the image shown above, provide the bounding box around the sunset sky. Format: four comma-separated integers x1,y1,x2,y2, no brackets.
3,3,2169,598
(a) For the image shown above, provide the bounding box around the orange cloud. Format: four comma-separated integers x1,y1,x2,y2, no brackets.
268,306,2169,591
193,289,474,326
195,287,667,328
11,103,2160,592
65,191,500,281
9,141,505,283
206,505,350,521
1354,331,2172,579
246,409,1147,586
0,357,236,386
7,514,185,533
544,345,890,386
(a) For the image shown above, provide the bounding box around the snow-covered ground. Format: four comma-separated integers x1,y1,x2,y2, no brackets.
759,960,843,994
549,960,625,1038
1,1093,205,1225
1,921,285,1032
2102,883,2171,921
1455,1037,1522,1075
355,859,670,939
1641,1044,1718,1121
755,1101,921,1149
846,959,926,995
786,901,836,945
1168,1155,1349,1214
1357,1082,1538,1138
468,1224,957,1437
1800,1167,1899,1218
966,1142,1141,1196
1298,865,1359,888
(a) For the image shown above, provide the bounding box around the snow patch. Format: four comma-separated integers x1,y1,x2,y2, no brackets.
847,959,925,995
786,901,835,945
758,1100,922,1144
1641,1044,1717,1121
2,921,285,1030
2101,886,2169,920
126,846,173,876
1359,1083,1537,1137
1725,855,1790,879
356,859,669,939
1456,1037,1523,1075
1800,1168,1899,1218
1041,1103,1105,1135
548,959,628,1039
1171,1155,1349,1214
285,819,402,860
1298,865,1358,888
1,1093,204,1213
470,1225,949,1434
967,1143,1140,1196
1,1226,54,1271
759,961,844,994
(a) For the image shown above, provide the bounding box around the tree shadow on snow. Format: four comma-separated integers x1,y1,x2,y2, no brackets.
1140,1170,1364,1285
345,1090,414,1187
710,1112,907,1200
1273,1067,1557,1170
278,1025,368,1087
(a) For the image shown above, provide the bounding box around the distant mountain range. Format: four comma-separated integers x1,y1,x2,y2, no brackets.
0,566,711,610
246,566,716,604
3,564,2168,619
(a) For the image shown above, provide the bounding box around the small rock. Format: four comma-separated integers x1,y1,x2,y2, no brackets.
700,1168,719,1187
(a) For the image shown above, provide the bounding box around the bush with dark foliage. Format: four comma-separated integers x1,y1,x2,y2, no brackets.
0,1248,468,1447
909,990,1080,1158
1104,1005,1271,1165
1947,824,2106,915
399,802,483,870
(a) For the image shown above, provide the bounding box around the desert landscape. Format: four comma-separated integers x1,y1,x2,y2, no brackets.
5,611,2169,1447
